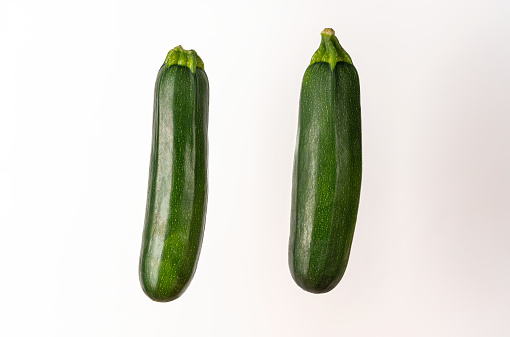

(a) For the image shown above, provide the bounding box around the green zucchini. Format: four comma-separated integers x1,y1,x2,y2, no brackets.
139,46,209,302
289,28,362,293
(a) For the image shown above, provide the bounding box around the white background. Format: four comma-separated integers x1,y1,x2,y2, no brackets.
1,0,509,336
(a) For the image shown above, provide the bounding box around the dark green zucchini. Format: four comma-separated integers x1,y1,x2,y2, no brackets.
139,46,209,302
289,28,362,293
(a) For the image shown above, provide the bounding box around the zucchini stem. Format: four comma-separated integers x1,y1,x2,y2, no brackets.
310,28,352,70
164,45,204,73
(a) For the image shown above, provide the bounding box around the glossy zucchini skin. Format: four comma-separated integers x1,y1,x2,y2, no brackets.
289,30,361,294
139,48,209,302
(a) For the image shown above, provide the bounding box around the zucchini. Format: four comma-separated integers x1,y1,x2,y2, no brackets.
289,29,362,293
139,46,209,302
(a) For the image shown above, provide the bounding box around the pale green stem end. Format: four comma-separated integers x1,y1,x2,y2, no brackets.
164,45,204,73
310,28,352,70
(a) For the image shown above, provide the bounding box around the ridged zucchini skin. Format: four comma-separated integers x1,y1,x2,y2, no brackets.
139,47,209,302
289,29,361,294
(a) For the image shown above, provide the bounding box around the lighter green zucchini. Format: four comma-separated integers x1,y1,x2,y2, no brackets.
139,46,209,302
289,28,362,293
